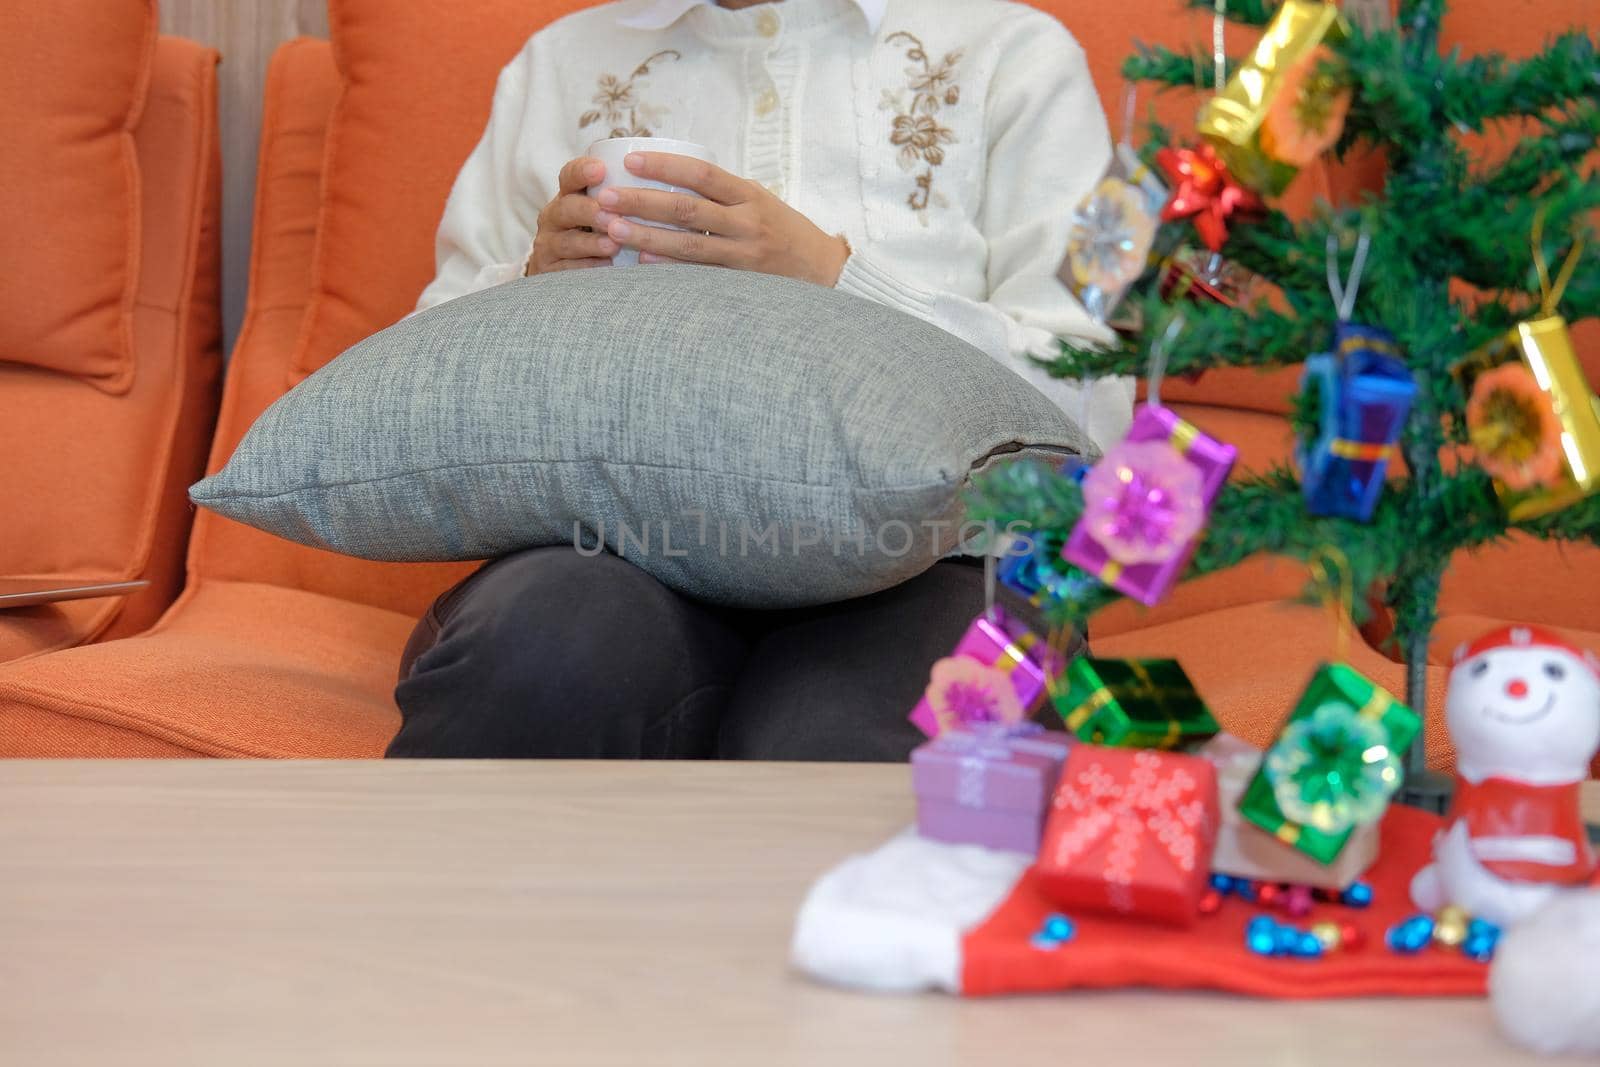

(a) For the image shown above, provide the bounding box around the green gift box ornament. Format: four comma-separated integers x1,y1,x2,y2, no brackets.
1239,662,1422,864
1052,657,1220,749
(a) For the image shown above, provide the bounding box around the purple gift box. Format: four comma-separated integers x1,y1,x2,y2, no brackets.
908,607,1064,739
1062,403,1237,607
912,723,1075,854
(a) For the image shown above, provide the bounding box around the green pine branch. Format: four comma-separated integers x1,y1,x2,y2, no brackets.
1521,493,1600,547
1122,43,1240,90
1438,32,1600,127
1339,24,1455,152
1431,107,1600,295
1036,284,1331,381
967,460,1422,631
1398,0,1446,59
1478,108,1600,202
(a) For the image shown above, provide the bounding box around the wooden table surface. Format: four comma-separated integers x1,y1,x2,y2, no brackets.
0,761,1592,1066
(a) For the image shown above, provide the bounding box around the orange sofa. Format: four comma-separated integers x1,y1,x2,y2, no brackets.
0,1,1589,761
0,35,223,665
0,38,469,757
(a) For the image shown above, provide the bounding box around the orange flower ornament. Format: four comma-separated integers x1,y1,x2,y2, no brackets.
1466,362,1566,491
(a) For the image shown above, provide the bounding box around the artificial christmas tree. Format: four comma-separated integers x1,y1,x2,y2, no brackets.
972,0,1600,806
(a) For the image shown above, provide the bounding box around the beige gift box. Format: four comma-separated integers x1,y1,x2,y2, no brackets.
1201,734,1379,891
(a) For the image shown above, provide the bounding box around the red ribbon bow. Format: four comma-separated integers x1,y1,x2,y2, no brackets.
1156,143,1265,253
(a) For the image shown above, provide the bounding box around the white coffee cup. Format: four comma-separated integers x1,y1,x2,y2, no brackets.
587,137,718,267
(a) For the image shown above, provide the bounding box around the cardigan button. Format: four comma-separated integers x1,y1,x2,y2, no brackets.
755,89,779,117
756,9,779,37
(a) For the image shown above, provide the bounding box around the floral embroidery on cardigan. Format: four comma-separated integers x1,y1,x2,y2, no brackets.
579,50,682,138
879,32,964,224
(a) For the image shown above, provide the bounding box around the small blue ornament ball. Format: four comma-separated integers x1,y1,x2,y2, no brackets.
1386,914,1434,954
1341,882,1374,909
1043,915,1076,942
1246,916,1279,956
1293,932,1325,959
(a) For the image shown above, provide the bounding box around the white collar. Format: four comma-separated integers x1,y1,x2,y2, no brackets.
616,0,886,34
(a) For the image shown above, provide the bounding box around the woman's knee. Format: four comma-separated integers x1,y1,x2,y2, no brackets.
390,548,742,757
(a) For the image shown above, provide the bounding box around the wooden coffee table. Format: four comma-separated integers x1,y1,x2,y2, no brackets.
0,761,1589,1065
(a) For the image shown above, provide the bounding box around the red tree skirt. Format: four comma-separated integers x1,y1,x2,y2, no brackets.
962,806,1488,998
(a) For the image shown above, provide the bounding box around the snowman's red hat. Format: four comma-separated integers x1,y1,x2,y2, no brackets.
1452,625,1600,678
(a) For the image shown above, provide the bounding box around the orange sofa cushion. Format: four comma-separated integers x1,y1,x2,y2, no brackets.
0,36,223,663
290,0,597,381
0,581,412,757
0,0,156,392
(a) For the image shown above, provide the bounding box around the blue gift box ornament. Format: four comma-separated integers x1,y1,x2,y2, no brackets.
997,456,1096,610
999,532,1099,611
1297,324,1418,521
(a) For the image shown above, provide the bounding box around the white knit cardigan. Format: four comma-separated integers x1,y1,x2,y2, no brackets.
417,0,1134,448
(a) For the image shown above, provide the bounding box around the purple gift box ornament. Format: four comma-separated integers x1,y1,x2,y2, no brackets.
912,723,1075,854
908,607,1064,739
1062,403,1237,606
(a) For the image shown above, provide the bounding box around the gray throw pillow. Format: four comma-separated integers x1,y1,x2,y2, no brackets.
192,265,1089,608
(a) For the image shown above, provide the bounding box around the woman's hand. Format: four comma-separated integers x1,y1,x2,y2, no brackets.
593,153,850,286
526,157,621,275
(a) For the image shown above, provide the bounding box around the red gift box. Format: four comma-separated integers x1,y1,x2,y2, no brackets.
1034,746,1219,926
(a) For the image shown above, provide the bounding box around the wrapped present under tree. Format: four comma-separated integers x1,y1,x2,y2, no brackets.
912,724,1075,854
1053,656,1219,750
1239,663,1422,865
1200,733,1380,889
1035,745,1220,926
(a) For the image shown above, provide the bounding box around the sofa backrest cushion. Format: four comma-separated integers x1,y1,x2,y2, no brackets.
289,0,596,384
0,35,221,662
0,0,156,393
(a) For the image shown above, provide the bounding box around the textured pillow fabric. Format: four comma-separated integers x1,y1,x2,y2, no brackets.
291,0,599,384
193,266,1089,608
0,0,155,392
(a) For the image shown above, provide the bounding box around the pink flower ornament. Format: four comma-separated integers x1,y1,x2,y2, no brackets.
926,656,1027,735
1080,440,1207,566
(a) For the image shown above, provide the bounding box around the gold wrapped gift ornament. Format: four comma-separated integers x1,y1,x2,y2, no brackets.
1456,314,1600,521
1198,0,1352,196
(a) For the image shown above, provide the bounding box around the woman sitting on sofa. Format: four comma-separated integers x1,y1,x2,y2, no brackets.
388,0,1129,761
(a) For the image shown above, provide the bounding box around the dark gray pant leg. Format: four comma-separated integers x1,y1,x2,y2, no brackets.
388,547,746,758
717,559,988,762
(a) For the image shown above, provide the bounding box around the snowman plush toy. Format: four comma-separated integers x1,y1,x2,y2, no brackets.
1410,625,1600,1055
1412,625,1600,924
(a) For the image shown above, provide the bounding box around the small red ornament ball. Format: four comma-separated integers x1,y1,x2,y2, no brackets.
1256,883,1282,908
1199,889,1224,916
1284,885,1315,919
1339,922,1366,951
